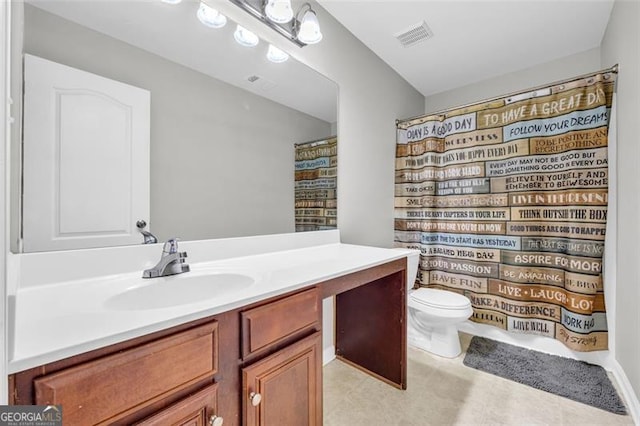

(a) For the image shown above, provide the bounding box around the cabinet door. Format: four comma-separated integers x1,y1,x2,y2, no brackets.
135,383,221,426
23,54,150,252
242,332,321,426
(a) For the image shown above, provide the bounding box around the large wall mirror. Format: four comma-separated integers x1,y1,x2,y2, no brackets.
11,0,337,253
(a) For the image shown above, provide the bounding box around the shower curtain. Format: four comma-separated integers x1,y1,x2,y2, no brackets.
395,70,616,351
294,136,337,232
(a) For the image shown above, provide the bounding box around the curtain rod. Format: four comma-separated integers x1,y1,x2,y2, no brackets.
294,135,337,147
396,64,619,126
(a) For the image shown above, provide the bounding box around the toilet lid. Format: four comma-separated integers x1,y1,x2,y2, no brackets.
410,288,471,310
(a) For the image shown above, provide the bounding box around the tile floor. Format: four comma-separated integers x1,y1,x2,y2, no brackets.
323,333,635,425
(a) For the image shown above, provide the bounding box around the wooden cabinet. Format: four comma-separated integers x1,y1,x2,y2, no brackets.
30,321,218,425
240,288,322,426
242,333,322,426
135,383,222,426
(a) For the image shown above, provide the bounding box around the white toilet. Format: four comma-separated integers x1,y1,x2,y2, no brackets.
403,250,473,358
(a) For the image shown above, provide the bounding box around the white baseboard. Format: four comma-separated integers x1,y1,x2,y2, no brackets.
323,345,336,366
610,360,640,425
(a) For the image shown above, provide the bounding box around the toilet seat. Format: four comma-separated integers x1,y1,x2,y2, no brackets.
410,288,471,311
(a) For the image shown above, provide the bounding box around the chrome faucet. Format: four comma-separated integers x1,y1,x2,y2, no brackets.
143,238,190,278
136,220,158,244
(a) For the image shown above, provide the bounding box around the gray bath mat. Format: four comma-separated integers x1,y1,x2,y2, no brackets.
463,336,627,414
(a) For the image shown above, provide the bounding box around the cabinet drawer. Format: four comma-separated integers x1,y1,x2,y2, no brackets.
134,383,220,426
241,288,320,359
34,321,218,425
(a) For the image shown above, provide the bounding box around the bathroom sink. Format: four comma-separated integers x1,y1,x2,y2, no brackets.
104,271,256,310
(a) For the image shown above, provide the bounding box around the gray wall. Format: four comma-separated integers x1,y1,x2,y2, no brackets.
21,4,332,243
601,0,640,399
283,3,426,248
424,48,602,113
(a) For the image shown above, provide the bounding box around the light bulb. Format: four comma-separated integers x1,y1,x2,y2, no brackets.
234,25,259,47
197,2,227,28
297,9,322,44
267,44,289,63
265,0,294,24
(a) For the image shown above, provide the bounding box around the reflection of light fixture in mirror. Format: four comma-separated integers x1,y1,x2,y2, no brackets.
229,0,322,47
267,44,289,63
161,0,182,4
234,25,260,47
295,3,322,45
264,0,294,24
197,2,227,28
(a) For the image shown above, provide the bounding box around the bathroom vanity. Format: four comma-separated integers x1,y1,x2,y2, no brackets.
7,232,410,425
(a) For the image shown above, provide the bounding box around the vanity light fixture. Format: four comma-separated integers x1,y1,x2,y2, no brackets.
267,44,289,63
161,0,182,4
229,0,323,47
264,0,294,24
234,25,260,47
294,3,322,45
197,1,227,28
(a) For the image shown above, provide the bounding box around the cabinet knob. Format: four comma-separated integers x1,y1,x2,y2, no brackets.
249,391,262,407
209,414,224,426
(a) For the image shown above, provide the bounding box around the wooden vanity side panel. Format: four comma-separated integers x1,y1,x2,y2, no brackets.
241,288,320,360
33,321,218,425
335,267,407,389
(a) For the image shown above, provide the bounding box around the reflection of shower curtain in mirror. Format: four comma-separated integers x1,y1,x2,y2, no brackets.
394,69,616,352
295,137,337,232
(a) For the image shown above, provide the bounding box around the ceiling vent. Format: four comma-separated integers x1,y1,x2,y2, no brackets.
395,21,434,48
246,75,277,91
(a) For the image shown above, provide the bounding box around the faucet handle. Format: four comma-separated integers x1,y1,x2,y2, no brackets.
163,238,179,254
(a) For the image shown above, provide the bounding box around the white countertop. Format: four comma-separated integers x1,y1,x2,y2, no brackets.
9,241,412,373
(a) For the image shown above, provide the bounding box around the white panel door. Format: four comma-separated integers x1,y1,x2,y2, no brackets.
23,54,150,252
